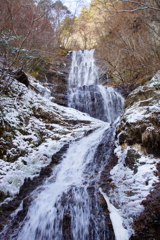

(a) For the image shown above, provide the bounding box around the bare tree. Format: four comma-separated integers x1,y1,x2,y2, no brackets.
0,0,71,93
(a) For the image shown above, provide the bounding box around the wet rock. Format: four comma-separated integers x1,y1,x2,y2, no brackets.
94,126,118,194
14,69,29,87
118,131,129,145
116,71,160,156
0,143,69,237
37,54,71,106
142,124,160,156
114,83,139,99
130,181,160,240
124,149,141,173
52,144,69,164
62,212,72,240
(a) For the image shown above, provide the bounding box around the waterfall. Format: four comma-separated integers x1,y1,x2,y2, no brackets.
1,50,125,240
8,126,116,240
68,50,123,122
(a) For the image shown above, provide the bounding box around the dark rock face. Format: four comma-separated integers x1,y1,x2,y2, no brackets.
14,69,29,87
114,83,139,99
130,163,160,240
116,72,160,156
115,71,160,239
0,144,69,239
93,126,118,239
37,54,71,106
124,149,141,174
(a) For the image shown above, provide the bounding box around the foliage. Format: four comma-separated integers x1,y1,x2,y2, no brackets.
0,0,70,74
62,0,160,84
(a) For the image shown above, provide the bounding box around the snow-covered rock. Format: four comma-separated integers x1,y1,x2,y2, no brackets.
108,71,160,238
0,76,104,204
117,70,160,156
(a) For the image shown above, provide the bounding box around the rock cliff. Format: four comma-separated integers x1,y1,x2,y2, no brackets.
0,73,104,204
108,71,160,239
36,53,71,106
0,62,160,239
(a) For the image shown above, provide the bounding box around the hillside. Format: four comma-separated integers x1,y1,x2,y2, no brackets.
0,0,160,239
0,52,160,239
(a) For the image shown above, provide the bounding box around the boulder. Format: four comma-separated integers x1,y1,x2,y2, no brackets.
114,83,139,99
114,71,160,239
116,71,160,156
36,54,71,106
14,69,29,87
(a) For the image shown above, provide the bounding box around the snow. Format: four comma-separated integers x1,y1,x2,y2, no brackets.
122,72,160,124
0,77,104,204
149,70,160,87
107,72,160,237
99,188,129,240
1,70,160,239
124,100,160,124
108,144,160,237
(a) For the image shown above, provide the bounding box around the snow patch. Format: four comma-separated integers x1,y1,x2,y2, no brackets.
109,143,159,237
99,188,129,240
0,78,104,204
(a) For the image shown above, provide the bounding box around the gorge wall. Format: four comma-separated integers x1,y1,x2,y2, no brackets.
0,52,160,239
123,72,160,239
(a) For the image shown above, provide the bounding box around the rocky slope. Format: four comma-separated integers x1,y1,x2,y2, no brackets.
0,63,160,239
35,53,72,106
0,73,104,205
117,71,160,157
107,71,160,239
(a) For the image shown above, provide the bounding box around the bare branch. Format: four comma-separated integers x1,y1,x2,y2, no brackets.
121,0,160,11
104,6,149,13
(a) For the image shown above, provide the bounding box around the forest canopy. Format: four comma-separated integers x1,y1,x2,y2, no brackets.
61,0,160,84
0,0,71,72
0,0,160,84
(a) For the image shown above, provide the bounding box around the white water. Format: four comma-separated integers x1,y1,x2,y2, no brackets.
68,49,99,88
2,50,126,240
16,125,111,240
99,188,129,240
68,50,123,122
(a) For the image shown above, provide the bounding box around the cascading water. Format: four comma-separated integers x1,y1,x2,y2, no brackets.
0,50,125,240
68,50,123,122
10,126,115,240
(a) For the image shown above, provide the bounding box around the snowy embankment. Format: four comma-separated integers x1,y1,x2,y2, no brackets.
0,76,104,204
99,188,129,240
107,71,160,238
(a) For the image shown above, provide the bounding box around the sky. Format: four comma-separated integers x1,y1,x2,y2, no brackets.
62,0,91,14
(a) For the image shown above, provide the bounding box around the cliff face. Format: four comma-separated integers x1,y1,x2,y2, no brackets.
108,71,160,238
127,72,160,240
117,71,160,157
0,58,160,238
0,73,104,204
36,53,72,106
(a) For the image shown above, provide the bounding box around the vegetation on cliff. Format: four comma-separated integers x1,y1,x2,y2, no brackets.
0,0,160,238
0,0,70,77
61,0,160,84
0,0,159,86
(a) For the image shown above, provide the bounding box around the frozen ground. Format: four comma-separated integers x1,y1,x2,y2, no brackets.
0,76,104,204
109,144,159,238
0,71,160,240
106,72,160,238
